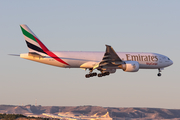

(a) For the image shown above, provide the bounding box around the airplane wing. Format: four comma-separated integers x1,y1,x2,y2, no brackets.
99,45,124,68
86,45,125,78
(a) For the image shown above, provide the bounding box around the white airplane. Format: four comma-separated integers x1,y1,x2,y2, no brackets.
12,24,173,78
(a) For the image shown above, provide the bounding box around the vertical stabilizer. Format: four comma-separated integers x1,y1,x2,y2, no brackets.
20,24,47,55
20,24,69,66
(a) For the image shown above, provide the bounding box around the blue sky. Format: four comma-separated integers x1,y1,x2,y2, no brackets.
0,0,180,109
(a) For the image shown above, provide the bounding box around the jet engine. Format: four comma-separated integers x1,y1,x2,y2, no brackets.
119,61,139,72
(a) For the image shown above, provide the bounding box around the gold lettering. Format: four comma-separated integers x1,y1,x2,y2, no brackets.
141,56,144,61
138,54,141,61
151,56,155,61
148,55,151,61
126,54,158,62
131,55,139,61
154,56,158,61
144,56,148,61
126,54,131,61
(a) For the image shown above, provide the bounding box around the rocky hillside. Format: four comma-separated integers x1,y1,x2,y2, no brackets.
1,105,180,119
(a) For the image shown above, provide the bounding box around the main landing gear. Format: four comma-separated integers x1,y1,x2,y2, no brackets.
85,72,110,78
97,72,110,77
85,68,110,78
85,73,97,78
157,68,162,77
85,68,98,78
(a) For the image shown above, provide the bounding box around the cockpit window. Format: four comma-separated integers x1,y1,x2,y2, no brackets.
168,58,170,60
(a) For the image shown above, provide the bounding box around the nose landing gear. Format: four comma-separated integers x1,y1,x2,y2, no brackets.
157,68,162,77
157,73,161,77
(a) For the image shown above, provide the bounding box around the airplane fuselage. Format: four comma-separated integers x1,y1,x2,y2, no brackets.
20,51,173,70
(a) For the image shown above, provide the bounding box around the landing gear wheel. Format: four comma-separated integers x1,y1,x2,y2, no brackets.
102,73,106,76
92,72,97,76
89,73,93,77
105,72,110,75
157,68,162,77
98,73,102,77
85,72,98,78
157,73,161,77
85,74,90,78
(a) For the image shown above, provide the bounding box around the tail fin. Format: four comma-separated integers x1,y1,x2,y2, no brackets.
20,24,48,55
20,24,69,66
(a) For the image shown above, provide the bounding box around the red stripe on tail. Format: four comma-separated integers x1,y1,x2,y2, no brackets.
33,36,69,66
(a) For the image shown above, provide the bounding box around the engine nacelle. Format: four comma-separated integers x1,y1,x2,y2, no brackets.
119,61,139,72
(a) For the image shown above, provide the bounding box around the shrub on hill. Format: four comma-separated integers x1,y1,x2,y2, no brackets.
0,113,26,119
0,114,54,120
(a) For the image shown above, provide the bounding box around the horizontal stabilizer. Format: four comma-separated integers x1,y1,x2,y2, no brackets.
8,54,20,56
28,52,44,58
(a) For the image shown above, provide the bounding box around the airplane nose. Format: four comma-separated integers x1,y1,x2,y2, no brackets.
170,60,173,65
168,60,173,66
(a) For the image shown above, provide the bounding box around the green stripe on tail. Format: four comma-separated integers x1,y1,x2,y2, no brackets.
20,26,37,43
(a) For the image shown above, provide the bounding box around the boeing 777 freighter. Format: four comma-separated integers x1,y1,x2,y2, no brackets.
11,24,173,78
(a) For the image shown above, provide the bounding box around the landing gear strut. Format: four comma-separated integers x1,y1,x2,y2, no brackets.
157,68,162,77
